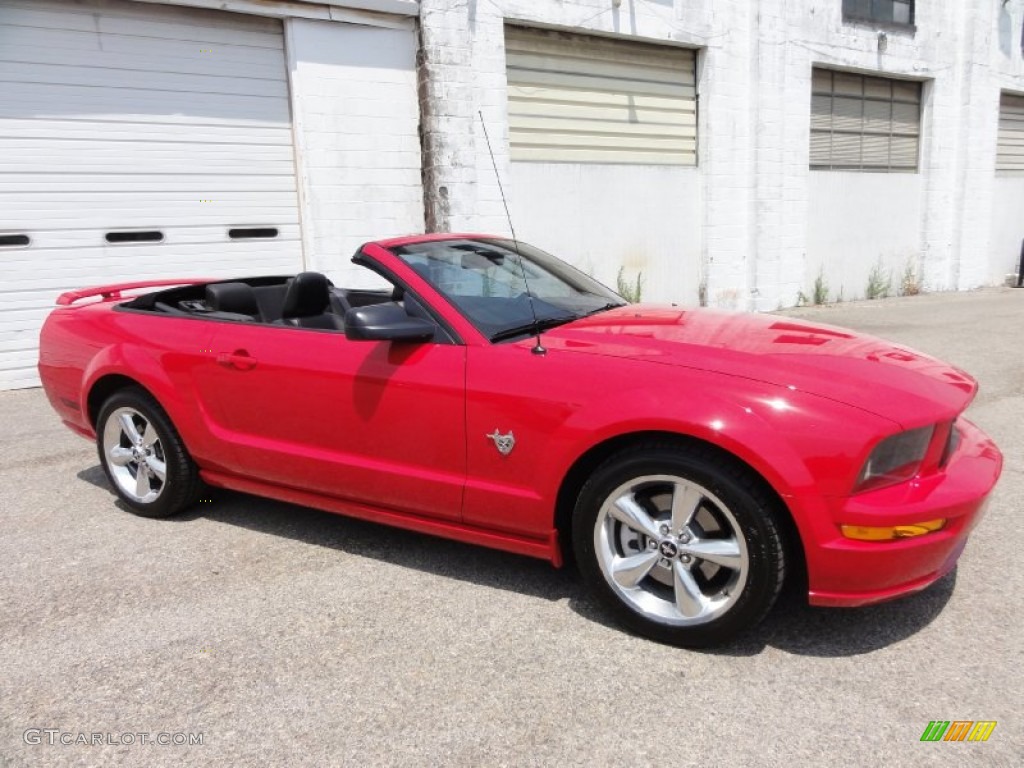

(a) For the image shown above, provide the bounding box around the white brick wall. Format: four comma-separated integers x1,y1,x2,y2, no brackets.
419,0,1024,308
29,0,1018,307
991,0,1024,283
284,17,424,287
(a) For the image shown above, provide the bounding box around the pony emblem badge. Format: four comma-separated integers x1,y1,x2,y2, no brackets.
486,429,515,456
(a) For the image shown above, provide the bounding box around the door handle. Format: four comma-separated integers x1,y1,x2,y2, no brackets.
216,350,257,371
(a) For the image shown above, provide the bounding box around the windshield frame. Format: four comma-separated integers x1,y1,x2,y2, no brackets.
386,237,626,343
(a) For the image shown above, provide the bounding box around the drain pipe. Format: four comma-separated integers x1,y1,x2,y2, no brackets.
1017,239,1023,288
417,1,475,234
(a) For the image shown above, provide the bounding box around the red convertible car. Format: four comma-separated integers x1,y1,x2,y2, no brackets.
38,234,1002,647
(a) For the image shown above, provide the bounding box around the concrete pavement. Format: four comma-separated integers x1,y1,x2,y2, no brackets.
1,287,1021,767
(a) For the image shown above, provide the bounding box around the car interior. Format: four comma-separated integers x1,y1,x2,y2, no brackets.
120,271,452,342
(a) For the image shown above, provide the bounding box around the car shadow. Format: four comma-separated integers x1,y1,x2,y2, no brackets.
77,466,580,603
77,467,957,656
708,568,957,657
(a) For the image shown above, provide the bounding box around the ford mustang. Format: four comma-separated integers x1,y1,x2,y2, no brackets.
38,234,1002,647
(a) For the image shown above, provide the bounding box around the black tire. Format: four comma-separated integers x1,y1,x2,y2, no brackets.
95,387,200,518
572,442,786,648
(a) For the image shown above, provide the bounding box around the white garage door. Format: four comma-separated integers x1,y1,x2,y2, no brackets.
0,0,303,389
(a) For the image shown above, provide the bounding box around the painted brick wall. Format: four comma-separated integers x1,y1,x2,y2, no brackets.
285,17,424,287
418,0,1024,309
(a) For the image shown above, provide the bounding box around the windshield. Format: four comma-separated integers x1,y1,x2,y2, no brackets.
389,238,625,341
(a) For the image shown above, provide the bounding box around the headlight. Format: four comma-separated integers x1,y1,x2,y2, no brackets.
854,425,934,493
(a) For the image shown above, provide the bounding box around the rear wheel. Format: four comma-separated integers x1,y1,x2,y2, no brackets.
573,443,786,647
96,388,199,518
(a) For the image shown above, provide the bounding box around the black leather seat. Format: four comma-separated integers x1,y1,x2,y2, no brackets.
278,272,344,330
252,284,290,322
205,282,260,321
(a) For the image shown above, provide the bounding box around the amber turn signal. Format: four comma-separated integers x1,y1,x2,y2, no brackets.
841,519,946,541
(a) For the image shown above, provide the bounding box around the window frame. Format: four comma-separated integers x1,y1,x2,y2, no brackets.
809,67,923,173
842,0,915,29
996,91,1024,174
504,25,699,167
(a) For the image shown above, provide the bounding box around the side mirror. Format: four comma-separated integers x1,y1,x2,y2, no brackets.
344,303,435,342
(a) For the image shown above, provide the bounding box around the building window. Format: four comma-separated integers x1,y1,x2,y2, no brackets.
504,26,697,166
810,69,922,171
843,0,914,26
997,92,1024,172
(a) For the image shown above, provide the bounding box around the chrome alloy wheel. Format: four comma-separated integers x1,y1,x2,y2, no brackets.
102,406,167,504
594,474,749,626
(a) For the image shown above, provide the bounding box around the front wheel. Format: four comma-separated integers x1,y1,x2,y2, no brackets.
96,388,200,518
572,443,786,647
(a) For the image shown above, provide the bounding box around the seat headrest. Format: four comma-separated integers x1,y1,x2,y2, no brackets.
281,272,331,318
206,282,259,316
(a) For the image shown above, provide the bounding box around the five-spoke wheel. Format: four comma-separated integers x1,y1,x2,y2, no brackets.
103,406,168,504
96,388,200,518
574,443,786,647
596,474,748,627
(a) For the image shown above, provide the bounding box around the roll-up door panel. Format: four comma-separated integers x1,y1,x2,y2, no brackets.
505,26,697,166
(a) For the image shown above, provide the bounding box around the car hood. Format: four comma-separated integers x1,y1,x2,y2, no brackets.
544,305,976,427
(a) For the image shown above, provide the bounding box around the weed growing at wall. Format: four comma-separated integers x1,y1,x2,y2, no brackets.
617,266,644,303
813,269,830,305
899,259,922,296
866,261,892,300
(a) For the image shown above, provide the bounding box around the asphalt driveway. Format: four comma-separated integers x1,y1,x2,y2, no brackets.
1,288,1021,767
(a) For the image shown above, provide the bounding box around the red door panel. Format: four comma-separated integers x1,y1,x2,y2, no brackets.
463,344,585,538
205,323,466,521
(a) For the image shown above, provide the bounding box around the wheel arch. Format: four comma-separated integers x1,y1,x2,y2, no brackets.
83,366,216,470
79,341,219,464
553,430,807,589
87,373,152,428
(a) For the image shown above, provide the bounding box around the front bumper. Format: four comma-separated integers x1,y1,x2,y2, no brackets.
804,418,1001,607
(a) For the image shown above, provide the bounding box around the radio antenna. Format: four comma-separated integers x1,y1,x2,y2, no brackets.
478,111,545,355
